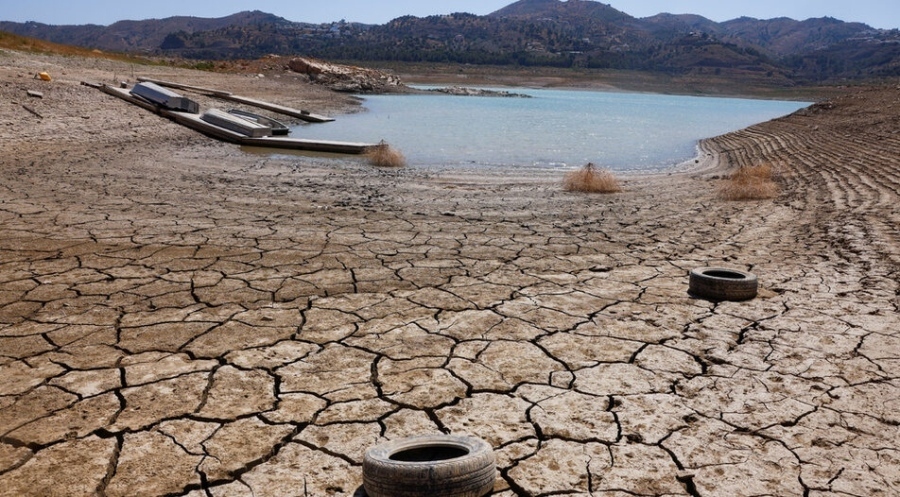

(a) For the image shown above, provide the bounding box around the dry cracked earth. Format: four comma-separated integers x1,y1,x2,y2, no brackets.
1,51,899,496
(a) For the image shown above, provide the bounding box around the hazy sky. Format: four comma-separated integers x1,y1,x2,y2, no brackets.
3,1,898,30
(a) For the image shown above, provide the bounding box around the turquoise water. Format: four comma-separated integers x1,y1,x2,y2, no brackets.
293,88,809,172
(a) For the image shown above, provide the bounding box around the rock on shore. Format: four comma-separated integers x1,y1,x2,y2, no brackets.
426,86,532,98
288,57,405,93
286,58,530,98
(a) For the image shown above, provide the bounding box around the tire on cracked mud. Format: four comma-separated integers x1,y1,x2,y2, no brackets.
362,434,496,497
689,267,758,301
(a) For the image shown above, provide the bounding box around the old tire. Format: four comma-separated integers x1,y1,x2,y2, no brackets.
363,434,496,497
689,267,758,301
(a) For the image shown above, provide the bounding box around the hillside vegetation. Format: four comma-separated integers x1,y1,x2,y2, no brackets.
0,30,143,62
2,0,899,85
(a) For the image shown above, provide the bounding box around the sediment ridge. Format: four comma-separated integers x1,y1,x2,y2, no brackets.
702,85,900,272
1,50,898,497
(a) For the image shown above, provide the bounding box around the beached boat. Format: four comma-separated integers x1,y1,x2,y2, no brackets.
227,109,291,135
135,77,335,123
201,108,272,138
130,81,199,113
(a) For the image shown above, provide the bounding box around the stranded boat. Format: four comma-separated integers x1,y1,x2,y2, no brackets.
227,109,291,136
84,81,376,155
130,81,199,113
201,108,273,138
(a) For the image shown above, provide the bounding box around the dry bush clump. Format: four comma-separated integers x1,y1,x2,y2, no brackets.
563,163,622,193
366,141,406,168
719,163,778,200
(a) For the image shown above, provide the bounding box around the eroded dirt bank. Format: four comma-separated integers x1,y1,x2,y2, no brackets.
1,51,899,496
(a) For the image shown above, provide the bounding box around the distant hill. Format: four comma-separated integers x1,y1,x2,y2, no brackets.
491,0,637,24
2,0,899,84
0,11,294,53
719,16,878,56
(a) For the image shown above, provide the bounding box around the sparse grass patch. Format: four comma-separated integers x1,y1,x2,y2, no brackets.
563,163,622,193
366,141,406,168
0,30,151,64
191,61,217,71
719,163,778,200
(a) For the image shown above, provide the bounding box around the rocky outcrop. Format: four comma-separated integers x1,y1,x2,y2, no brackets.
288,57,406,93
426,86,532,98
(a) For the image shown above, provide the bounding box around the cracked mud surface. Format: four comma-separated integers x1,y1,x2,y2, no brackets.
2,51,899,496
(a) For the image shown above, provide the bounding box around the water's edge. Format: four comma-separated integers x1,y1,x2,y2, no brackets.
292,88,810,173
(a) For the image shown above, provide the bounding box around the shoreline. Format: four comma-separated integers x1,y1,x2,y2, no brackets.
301,84,812,176
2,50,899,496
405,76,823,103
388,62,839,102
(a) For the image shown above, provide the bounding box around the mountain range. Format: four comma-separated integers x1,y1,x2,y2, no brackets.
3,0,899,84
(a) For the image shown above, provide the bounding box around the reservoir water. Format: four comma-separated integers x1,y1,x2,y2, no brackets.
293,88,809,172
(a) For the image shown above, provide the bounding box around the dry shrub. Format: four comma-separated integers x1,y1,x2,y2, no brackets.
366,141,406,168
719,163,778,200
563,163,622,193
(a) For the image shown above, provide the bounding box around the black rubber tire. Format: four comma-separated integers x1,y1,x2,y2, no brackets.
363,434,496,497
689,267,758,302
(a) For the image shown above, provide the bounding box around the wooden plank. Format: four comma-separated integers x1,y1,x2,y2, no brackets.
136,77,231,97
22,104,43,119
242,136,373,154
215,94,335,123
